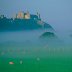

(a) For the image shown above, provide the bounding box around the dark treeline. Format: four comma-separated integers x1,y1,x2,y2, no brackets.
0,17,53,31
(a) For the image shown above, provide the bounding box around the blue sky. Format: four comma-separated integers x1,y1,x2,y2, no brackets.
0,0,72,30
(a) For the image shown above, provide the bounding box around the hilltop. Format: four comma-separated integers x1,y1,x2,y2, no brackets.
0,11,54,31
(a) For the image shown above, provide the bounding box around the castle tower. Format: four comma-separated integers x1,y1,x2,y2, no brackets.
37,12,40,19
0,15,4,19
17,11,24,19
24,11,30,19
16,14,17,19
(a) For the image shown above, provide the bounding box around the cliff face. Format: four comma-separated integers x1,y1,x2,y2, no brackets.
0,18,53,31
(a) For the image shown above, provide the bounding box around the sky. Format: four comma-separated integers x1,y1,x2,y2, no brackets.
0,0,72,31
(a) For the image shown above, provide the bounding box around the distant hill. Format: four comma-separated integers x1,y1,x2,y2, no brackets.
40,32,57,39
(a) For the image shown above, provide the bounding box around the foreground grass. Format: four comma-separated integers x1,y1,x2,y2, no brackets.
0,57,72,72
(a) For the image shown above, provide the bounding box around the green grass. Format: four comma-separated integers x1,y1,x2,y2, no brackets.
0,57,72,72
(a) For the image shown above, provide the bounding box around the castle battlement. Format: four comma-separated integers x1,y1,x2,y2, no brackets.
15,11,41,20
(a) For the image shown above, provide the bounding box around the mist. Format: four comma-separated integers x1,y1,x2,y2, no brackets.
0,29,72,58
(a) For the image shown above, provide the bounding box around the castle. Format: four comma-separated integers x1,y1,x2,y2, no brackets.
0,11,41,21
0,15,5,19
15,11,41,20
0,11,53,31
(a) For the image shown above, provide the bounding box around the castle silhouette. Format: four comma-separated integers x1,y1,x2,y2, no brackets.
0,11,53,31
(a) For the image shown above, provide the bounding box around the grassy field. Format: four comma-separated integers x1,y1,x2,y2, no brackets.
0,57,72,72
0,31,72,72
